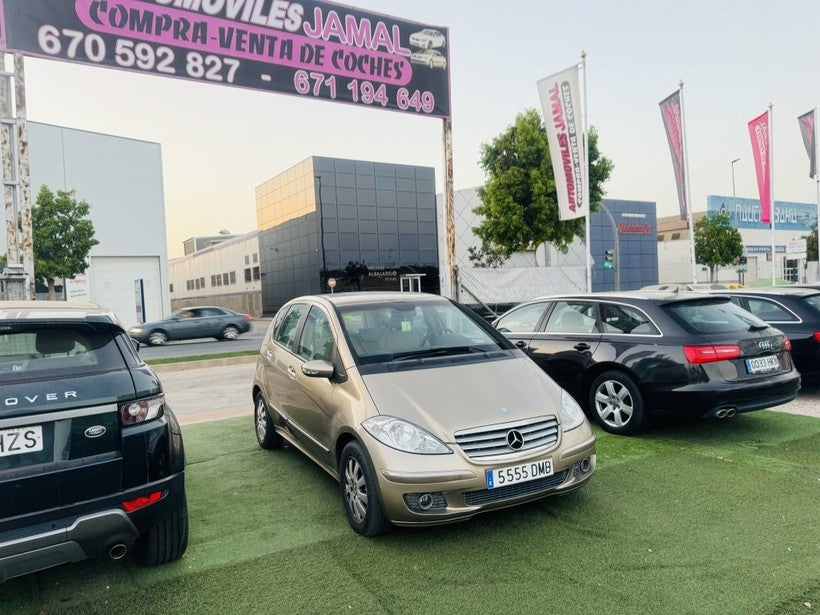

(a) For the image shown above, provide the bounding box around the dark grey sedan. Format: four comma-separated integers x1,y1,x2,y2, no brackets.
129,306,252,345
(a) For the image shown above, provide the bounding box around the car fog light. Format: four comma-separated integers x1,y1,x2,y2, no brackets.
403,492,446,513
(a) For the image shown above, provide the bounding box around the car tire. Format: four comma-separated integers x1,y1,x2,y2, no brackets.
339,441,390,537
220,325,240,340
135,499,189,565
588,371,648,435
148,331,167,345
254,393,284,450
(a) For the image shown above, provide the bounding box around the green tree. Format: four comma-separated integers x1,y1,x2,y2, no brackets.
470,108,614,266
802,223,818,261
32,185,99,300
693,212,743,283
340,260,369,291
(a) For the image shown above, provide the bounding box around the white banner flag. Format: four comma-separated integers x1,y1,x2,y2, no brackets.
537,66,585,220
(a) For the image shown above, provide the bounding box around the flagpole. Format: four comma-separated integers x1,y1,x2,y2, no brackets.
769,103,776,286
581,51,591,292
816,107,819,272
679,80,697,283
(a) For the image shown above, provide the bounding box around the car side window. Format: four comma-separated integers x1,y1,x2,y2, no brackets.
746,298,797,322
297,307,335,362
600,303,659,335
544,302,598,333
496,302,549,333
274,304,307,350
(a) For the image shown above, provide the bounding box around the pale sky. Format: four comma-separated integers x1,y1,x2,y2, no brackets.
14,0,820,257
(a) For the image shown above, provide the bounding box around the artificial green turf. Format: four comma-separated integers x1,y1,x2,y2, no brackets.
2,412,818,614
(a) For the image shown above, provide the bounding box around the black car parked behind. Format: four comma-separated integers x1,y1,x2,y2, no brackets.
493,291,801,435
0,302,188,582
715,286,820,384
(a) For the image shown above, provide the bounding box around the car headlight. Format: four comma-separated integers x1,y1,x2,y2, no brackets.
129,327,143,334
560,389,585,431
362,416,452,455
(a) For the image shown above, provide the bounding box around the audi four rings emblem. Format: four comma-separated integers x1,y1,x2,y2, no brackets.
506,429,524,450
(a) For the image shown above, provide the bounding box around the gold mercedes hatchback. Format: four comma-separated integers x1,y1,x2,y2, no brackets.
252,292,596,536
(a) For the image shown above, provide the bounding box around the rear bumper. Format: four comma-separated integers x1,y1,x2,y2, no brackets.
644,371,801,419
0,472,185,582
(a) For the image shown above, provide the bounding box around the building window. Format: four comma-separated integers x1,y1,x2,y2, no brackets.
170,283,174,293
210,274,217,286
199,277,205,289
671,232,681,240
244,268,252,282
230,271,236,284
245,255,250,265
252,266,260,281
222,272,229,285
195,278,200,290
657,234,664,242
252,252,258,263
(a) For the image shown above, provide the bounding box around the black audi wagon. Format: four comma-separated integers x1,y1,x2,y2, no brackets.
493,291,801,435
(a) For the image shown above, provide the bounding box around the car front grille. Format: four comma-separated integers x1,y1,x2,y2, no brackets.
454,416,559,459
461,470,569,506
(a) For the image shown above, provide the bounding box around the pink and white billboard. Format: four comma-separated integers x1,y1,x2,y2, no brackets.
659,91,687,221
0,0,450,116
537,65,584,221
748,110,771,225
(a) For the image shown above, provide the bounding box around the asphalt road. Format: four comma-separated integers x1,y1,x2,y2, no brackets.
136,319,271,360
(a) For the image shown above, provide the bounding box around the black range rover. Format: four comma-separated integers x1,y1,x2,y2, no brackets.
0,302,188,581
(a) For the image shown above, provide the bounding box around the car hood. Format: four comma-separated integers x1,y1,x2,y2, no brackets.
360,356,565,442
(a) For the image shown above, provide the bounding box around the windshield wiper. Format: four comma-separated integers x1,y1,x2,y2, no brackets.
390,346,487,361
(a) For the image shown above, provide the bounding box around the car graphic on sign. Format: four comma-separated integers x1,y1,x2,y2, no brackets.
409,28,446,49
409,49,447,70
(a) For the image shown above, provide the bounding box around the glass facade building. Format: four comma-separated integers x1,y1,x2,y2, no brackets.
256,157,439,312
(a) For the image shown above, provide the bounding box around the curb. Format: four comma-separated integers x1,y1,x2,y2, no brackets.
150,354,258,373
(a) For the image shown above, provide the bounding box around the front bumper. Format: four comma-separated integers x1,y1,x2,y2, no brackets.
367,424,596,526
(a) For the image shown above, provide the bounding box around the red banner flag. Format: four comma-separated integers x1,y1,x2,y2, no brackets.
659,91,687,220
798,110,816,179
748,111,771,225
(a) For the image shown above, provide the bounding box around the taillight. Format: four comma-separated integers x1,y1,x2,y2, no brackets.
122,490,162,512
783,337,792,350
683,344,740,364
119,394,165,426
814,332,820,343
244,314,253,322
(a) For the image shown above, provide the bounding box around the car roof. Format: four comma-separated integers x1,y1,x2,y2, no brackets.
531,290,722,303
290,292,448,309
714,287,820,298
0,301,122,325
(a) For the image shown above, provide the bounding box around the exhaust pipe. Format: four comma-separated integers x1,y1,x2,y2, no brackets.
712,408,737,419
108,543,128,560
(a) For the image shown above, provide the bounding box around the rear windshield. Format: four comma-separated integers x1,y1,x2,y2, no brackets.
662,299,769,335
0,325,126,381
803,294,820,315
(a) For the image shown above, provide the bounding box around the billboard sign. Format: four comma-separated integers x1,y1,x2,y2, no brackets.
707,195,817,232
0,0,451,117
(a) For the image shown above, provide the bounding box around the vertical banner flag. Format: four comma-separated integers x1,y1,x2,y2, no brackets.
748,111,771,224
798,110,817,179
537,66,584,220
659,91,687,220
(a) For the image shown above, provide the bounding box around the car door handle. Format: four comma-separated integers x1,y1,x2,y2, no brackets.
574,343,591,352
265,350,273,360
515,341,528,349
287,365,297,379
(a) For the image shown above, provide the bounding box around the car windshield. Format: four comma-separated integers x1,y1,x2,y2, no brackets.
337,299,504,364
662,298,769,335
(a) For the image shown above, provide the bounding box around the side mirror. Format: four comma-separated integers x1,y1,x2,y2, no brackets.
130,338,141,353
301,359,334,379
